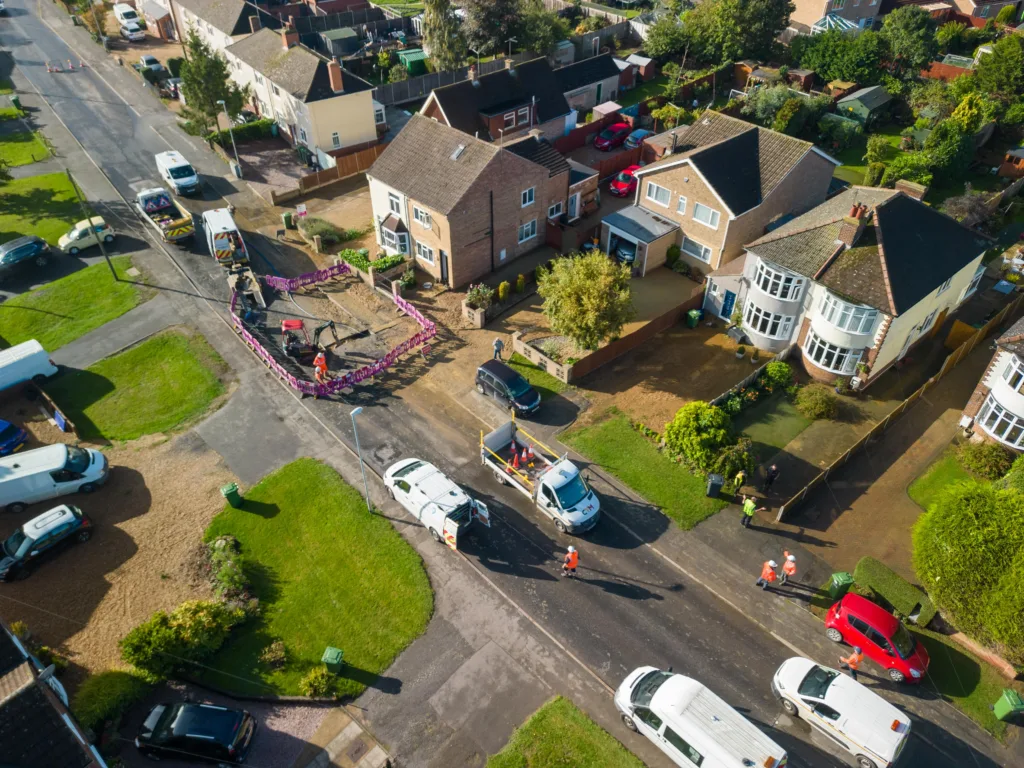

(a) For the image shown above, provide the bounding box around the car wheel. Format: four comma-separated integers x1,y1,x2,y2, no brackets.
79,483,97,494
476,383,485,394
888,668,905,683
35,255,48,267
13,568,30,581
387,486,395,500
856,755,878,768
32,374,47,385
621,714,638,732
781,698,799,717
492,469,508,486
554,519,567,534
825,627,844,643
6,502,26,514
77,530,92,542
429,527,443,544
68,246,80,256
103,234,114,243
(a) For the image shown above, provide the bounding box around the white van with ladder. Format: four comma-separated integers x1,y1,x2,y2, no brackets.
201,208,248,266
383,459,489,550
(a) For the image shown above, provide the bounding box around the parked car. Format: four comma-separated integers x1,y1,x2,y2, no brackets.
624,128,654,149
384,459,489,548
612,237,637,265
772,657,911,768
113,2,141,26
825,593,930,683
136,702,257,764
0,443,109,514
0,505,93,582
609,164,641,197
475,359,541,415
0,340,59,395
58,217,116,255
594,122,631,151
232,109,258,126
119,22,145,42
0,236,51,275
0,419,28,456
138,54,162,72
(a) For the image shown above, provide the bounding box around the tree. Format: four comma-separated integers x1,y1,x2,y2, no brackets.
650,103,690,130
423,0,467,71
935,21,966,54
996,4,1017,24
575,15,608,34
519,0,571,57
388,64,409,83
791,29,884,85
76,0,107,38
536,252,635,351
663,401,734,474
879,6,938,77
377,49,393,71
0,158,10,185
463,0,521,55
880,151,933,187
974,35,1024,103
948,91,985,134
741,83,791,126
908,78,956,120
941,183,992,228
923,119,973,181
683,0,793,63
644,17,687,59
179,28,249,135
864,134,891,164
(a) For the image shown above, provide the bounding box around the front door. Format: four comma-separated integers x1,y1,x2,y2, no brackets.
568,193,580,220
721,290,737,320
440,250,449,285
595,82,603,104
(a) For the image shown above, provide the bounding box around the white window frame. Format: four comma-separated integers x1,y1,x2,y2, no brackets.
255,73,264,85
977,393,1024,448
921,308,938,334
676,196,687,215
804,330,861,374
415,241,435,264
413,206,431,229
745,303,795,340
681,236,712,264
958,264,985,303
935,276,953,296
388,192,401,215
1002,355,1024,394
548,201,563,219
521,187,535,208
755,261,805,301
692,202,721,229
374,107,386,124
504,112,516,129
518,219,537,244
381,228,409,254
331,132,341,149
818,293,878,334
518,107,530,125
645,181,670,207
273,84,281,96
298,127,307,144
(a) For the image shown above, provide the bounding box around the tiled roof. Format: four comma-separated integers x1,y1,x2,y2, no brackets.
555,54,621,93
505,136,570,177
838,86,892,111
997,315,1024,354
174,0,255,36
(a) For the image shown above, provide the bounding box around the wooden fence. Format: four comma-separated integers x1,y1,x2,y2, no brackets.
592,146,642,181
268,142,390,204
552,112,621,154
371,52,535,105
776,293,1024,521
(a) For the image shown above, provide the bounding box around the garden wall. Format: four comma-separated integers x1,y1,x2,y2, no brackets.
709,345,795,407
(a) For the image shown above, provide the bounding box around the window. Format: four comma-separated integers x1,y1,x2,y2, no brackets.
415,241,435,264
548,201,563,219
978,393,1024,448
375,107,386,124
298,128,307,143
676,196,687,215
273,84,280,96
388,193,401,215
692,202,721,229
521,187,535,207
1002,355,1024,393
645,182,670,207
921,308,938,334
255,74,264,85
867,628,892,653
413,207,431,228
819,293,878,334
518,107,530,125
847,614,870,635
979,3,990,16
634,708,662,731
832,0,845,8
755,261,804,300
518,219,537,243
745,303,794,339
804,330,861,374
935,276,953,296
663,728,704,766
681,237,712,264
813,703,842,722
504,112,516,129
959,264,984,303
331,132,341,149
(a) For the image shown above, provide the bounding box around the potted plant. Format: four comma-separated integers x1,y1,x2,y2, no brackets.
730,310,743,328
856,361,870,377
736,345,746,359
750,348,760,365
834,377,851,395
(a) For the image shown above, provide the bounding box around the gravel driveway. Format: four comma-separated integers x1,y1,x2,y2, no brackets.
119,680,332,768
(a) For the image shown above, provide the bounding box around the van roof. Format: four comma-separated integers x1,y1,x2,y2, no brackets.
407,463,469,507
0,444,69,480
156,150,189,167
72,217,106,230
652,675,786,766
841,593,900,635
201,208,238,234
0,340,46,367
24,505,78,538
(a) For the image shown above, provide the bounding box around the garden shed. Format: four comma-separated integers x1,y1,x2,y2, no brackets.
397,49,429,76
837,86,893,126
321,27,360,58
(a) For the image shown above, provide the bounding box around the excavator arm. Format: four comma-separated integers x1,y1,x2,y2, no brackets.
312,320,338,350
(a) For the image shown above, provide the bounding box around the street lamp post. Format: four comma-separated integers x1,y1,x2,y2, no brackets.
66,168,116,281
506,37,517,57
216,99,242,179
469,46,481,67
350,407,372,512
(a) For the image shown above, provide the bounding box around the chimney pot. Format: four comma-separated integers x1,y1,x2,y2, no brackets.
849,204,859,218
839,202,868,247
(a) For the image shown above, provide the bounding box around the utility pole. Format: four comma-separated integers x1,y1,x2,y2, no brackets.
66,169,117,281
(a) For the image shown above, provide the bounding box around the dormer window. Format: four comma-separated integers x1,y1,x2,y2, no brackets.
504,112,516,129
518,107,530,125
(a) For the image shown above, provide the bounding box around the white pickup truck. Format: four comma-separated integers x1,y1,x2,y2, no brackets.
481,418,600,534
384,459,489,550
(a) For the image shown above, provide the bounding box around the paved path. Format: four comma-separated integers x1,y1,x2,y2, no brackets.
51,293,178,369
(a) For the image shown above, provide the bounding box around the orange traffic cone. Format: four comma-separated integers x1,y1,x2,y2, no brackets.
511,451,520,471
526,445,535,467
521,447,529,467
67,60,74,70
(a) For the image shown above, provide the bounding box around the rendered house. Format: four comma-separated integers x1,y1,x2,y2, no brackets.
704,188,989,387
600,111,838,277
366,115,569,288
948,0,1020,18
171,0,259,54
962,316,1024,452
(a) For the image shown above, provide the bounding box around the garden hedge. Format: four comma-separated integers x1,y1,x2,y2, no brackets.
208,118,275,148
853,556,936,627
72,669,152,731
340,248,404,274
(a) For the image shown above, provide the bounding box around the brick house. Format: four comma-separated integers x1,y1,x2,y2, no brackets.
601,111,838,277
366,115,569,288
704,188,989,387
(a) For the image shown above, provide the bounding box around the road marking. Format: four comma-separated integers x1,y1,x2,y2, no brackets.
151,124,175,150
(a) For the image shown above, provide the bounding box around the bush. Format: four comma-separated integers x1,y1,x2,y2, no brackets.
465,283,495,310
73,669,152,731
864,134,891,164
497,281,511,304
723,396,742,415
208,536,248,600
119,600,245,679
996,4,1017,23
1002,454,1024,494
299,665,335,697
515,273,526,293
771,98,804,135
167,57,183,78
400,268,416,290
208,118,274,147
957,441,1013,480
298,216,343,246
663,401,733,474
760,361,793,390
339,248,404,274
714,437,755,485
864,161,886,187
795,384,838,420
258,640,287,669
881,152,933,188
853,556,937,627
665,244,681,268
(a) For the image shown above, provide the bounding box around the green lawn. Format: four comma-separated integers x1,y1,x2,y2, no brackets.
0,79,14,96
488,697,644,768
47,330,226,441
0,256,143,351
201,458,433,698
508,352,567,401
831,124,903,185
734,394,812,465
0,172,83,245
907,447,972,512
0,106,21,121
564,410,726,529
0,130,50,167
618,76,667,109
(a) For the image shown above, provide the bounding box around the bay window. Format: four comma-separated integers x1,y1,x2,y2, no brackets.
754,261,804,301
819,293,878,334
744,303,794,339
804,330,861,374
1002,355,1024,393
977,393,1024,449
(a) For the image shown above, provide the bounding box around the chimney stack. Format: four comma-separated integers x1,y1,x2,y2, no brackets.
505,57,515,70
669,131,678,155
248,14,261,34
837,203,869,247
282,19,299,50
328,58,344,94
468,65,476,81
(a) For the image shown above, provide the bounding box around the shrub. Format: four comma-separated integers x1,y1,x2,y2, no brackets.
35,645,69,673
864,162,886,187
958,441,1013,480
540,339,562,362
853,556,937,627
736,345,746,357
258,640,287,669
1003,454,1024,494
208,119,274,147
760,361,793,390
73,669,152,731
298,216,343,246
515,273,526,293
119,600,245,679
795,383,838,420
771,98,804,135
714,437,755,484
663,401,733,474
751,348,761,362
339,248,404,274
299,666,335,697
666,244,681,268
996,4,1017,23
497,281,511,304
167,57,183,78
723,396,742,415
208,536,247,600
400,268,416,290
9,620,29,640
864,134,891,164
465,283,495,310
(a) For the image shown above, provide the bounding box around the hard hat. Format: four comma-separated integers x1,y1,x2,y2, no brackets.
853,646,862,654
768,560,778,568
567,546,576,553
787,554,796,562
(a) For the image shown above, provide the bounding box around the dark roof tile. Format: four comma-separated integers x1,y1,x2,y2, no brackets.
505,136,570,177
554,54,621,94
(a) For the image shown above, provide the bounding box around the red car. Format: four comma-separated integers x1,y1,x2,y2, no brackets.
594,122,631,151
825,593,930,683
609,165,641,197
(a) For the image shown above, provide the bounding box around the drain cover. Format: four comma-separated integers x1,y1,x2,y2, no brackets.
346,739,369,762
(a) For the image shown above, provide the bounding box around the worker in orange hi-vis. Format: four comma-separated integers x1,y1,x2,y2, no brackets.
313,351,327,374
561,545,579,578
780,552,797,585
839,647,864,681
755,560,778,590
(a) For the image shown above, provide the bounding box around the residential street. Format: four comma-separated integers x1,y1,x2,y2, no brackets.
0,2,1016,767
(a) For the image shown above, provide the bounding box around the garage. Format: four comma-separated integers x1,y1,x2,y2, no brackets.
600,206,680,277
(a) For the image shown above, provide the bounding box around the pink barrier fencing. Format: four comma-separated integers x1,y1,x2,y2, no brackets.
230,267,436,396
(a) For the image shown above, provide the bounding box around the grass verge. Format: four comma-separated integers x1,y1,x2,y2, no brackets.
0,79,14,96
734,394,812,465
617,76,668,108
0,106,20,121
0,130,50,167
0,256,143,351
202,458,433,698
48,329,227,441
906,447,972,512
0,171,83,245
508,352,567,400
488,696,644,768
564,410,726,529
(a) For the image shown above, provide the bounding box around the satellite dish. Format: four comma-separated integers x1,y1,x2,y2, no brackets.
38,664,56,682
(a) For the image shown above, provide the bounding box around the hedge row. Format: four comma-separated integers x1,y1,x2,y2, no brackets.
209,118,275,147
72,669,152,731
340,248,404,274
853,556,936,628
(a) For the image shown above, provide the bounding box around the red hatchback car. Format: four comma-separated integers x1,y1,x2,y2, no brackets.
825,593,930,683
594,122,631,151
609,165,641,197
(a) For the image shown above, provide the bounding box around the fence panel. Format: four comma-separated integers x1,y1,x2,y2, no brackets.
372,51,535,105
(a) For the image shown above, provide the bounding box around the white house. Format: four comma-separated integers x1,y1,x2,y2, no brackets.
703,187,989,388
171,0,259,54
963,315,1024,451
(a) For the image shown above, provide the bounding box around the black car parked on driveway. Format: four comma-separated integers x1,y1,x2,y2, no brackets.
476,359,541,415
0,505,92,582
136,702,257,764
0,236,51,276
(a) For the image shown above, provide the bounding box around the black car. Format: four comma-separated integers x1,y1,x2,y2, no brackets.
476,359,541,415
136,702,257,764
0,505,92,582
0,236,50,274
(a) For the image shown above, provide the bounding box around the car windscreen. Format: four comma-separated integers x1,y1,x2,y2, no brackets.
797,665,838,698
892,623,916,659
64,446,91,474
0,424,20,442
615,171,633,183
506,374,532,398
631,670,672,707
122,9,138,18
168,164,196,179
599,128,618,139
392,460,425,478
554,473,589,509
2,529,27,559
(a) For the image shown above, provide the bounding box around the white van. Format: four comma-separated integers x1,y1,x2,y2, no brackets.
383,459,489,549
0,444,109,513
112,3,140,26
0,341,59,393
773,658,911,768
155,150,200,196
616,667,788,768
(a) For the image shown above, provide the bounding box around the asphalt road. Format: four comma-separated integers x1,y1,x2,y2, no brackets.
0,4,977,766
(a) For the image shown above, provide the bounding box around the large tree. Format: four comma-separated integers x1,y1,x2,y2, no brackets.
974,34,1024,103
879,6,938,77
179,27,249,135
537,252,635,352
643,17,687,59
923,119,974,182
423,0,467,71
684,0,793,63
519,0,571,57
791,29,884,85
462,0,522,56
